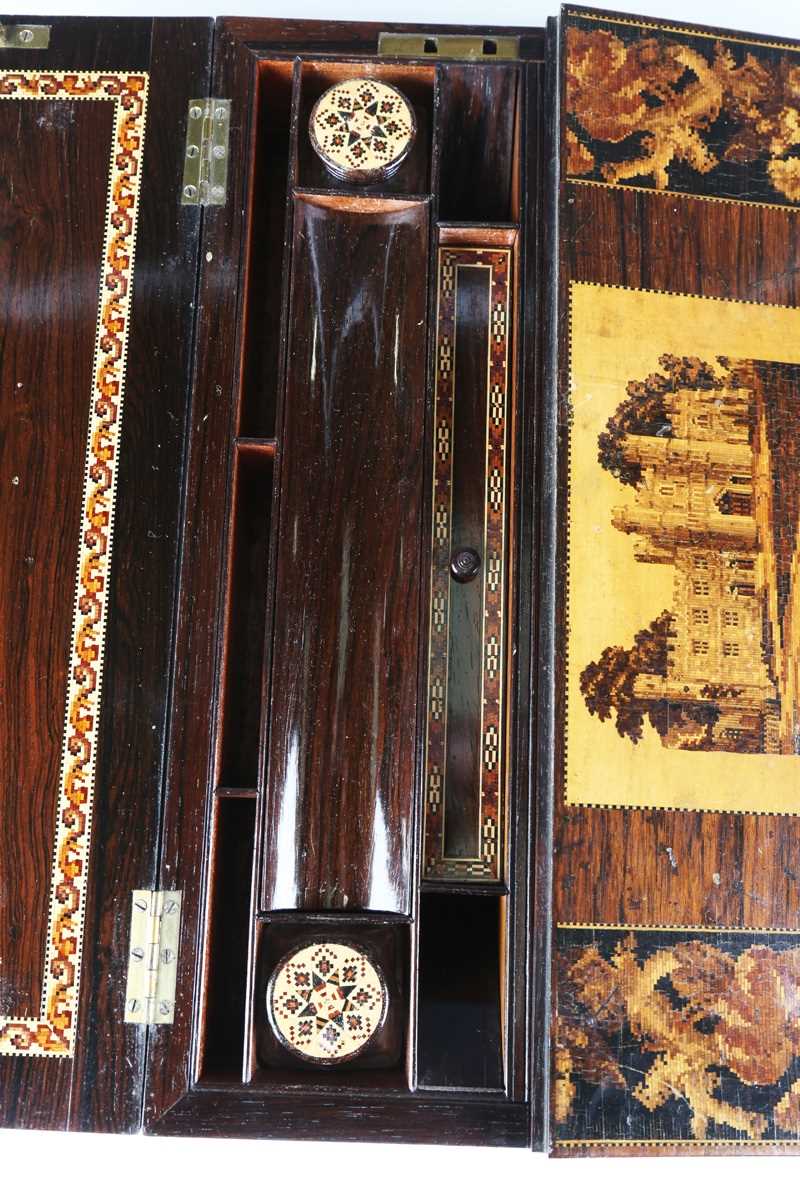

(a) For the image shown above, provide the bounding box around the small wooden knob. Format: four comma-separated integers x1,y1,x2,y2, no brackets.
450,546,481,582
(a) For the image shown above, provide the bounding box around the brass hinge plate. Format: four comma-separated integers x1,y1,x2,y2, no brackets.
124,890,182,1026
0,23,51,49
181,98,231,207
378,32,521,60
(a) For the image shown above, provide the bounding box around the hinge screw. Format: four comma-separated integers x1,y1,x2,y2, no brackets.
186,143,200,159
189,104,203,120
18,28,33,43
183,184,198,201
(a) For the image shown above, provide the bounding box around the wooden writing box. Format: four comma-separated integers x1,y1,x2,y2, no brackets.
1,4,800,1157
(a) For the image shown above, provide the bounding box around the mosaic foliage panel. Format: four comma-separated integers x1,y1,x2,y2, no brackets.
554,925,800,1147
565,9,800,208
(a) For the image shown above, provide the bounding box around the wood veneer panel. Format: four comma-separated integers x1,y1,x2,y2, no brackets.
554,189,800,930
0,97,111,1018
144,20,254,1126
69,16,213,1134
262,193,429,915
150,1084,530,1145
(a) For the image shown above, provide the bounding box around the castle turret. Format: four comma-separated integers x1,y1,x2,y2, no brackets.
612,505,756,547
620,433,751,473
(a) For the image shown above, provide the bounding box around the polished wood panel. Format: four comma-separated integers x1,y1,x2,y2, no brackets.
151,1085,530,1144
262,193,429,915
70,17,213,1135
0,97,111,1017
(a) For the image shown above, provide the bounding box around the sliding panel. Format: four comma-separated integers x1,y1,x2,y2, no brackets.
424,243,513,881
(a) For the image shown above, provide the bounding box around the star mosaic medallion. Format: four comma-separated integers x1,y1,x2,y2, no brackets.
267,942,388,1062
309,78,415,180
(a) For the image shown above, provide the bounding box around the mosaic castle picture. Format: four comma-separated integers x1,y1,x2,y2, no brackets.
580,355,800,755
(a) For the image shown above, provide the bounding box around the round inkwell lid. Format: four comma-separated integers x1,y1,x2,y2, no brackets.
308,78,417,184
266,941,389,1064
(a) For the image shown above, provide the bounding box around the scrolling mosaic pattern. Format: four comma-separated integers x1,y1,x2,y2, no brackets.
0,71,148,1057
565,11,800,207
423,247,511,880
554,925,800,1146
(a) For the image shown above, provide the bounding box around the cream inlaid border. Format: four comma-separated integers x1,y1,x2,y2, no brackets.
558,922,800,934
566,176,800,216
0,71,148,1057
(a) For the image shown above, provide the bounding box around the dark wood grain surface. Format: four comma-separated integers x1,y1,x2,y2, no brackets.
144,16,544,1146
70,17,212,1134
262,193,429,915
437,65,519,223
443,265,491,860
0,16,212,1135
0,97,111,1017
150,1084,530,1145
555,185,800,930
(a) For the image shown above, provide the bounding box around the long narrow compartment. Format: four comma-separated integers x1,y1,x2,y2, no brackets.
417,893,506,1091
239,60,296,438
201,795,257,1074
435,63,521,222
216,443,275,789
422,225,518,883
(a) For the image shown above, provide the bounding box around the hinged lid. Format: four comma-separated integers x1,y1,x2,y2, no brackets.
0,12,212,1134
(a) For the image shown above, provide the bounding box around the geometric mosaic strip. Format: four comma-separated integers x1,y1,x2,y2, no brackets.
423,246,511,881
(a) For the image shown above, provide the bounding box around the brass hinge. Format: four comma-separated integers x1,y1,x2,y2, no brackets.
378,32,520,60
0,23,51,49
124,890,182,1026
181,98,231,207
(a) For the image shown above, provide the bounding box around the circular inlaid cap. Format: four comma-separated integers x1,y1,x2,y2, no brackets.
309,78,416,183
267,942,388,1063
